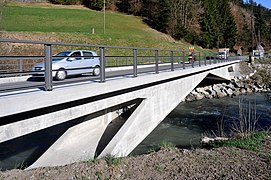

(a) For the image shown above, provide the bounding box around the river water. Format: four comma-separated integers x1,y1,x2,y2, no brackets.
132,93,271,155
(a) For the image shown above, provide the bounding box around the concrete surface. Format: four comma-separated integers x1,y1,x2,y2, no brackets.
0,61,240,168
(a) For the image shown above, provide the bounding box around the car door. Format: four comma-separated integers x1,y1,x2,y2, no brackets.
82,51,95,74
67,51,83,75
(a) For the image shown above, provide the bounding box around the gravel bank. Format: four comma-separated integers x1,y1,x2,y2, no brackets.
1,140,270,180
185,61,271,102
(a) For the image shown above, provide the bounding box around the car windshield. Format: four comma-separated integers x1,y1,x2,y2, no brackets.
52,51,71,61
219,52,225,55
55,51,71,57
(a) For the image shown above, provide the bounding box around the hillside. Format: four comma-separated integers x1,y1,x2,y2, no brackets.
0,2,209,54
2,1,270,54
229,1,270,52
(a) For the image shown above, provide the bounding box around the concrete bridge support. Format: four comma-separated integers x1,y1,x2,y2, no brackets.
98,74,207,158
98,64,238,158
28,111,114,168
0,63,239,169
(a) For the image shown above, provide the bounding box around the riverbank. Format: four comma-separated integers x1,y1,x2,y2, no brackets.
1,135,270,179
185,61,271,102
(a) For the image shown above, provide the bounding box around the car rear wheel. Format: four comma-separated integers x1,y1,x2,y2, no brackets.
93,66,100,76
55,69,67,80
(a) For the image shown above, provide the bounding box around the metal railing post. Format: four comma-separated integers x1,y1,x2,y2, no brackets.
192,52,194,68
171,51,174,71
182,51,185,69
155,50,159,74
106,56,108,66
19,59,23,76
199,52,201,67
100,47,106,82
44,44,53,91
133,49,138,77
204,53,207,66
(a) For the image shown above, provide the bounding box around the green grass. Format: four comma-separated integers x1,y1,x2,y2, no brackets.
147,140,176,154
105,155,122,166
3,4,145,36
2,3,163,42
1,2,213,54
210,132,270,152
159,140,176,149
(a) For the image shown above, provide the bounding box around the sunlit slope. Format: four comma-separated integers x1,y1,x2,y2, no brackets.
4,4,146,37
2,3,208,52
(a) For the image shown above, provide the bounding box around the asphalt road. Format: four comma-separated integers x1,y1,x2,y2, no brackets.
0,58,240,95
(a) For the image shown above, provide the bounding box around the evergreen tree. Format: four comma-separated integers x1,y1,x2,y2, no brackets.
220,0,237,48
201,0,219,48
201,0,237,49
254,4,269,44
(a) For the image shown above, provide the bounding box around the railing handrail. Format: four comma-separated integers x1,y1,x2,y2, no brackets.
0,38,241,93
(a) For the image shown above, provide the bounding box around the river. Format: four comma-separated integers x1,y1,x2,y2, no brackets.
132,93,271,155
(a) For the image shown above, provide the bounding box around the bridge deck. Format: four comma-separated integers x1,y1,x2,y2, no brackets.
0,61,239,118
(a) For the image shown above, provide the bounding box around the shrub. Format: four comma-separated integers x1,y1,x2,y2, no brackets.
105,155,122,166
159,140,175,149
173,26,199,44
231,97,261,137
48,0,82,5
82,0,104,11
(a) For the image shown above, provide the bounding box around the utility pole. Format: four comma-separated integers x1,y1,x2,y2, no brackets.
251,3,254,51
103,0,105,34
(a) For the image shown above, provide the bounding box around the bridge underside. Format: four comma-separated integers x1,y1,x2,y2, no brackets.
0,63,239,169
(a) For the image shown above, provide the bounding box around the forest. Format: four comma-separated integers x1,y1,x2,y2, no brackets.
49,0,271,52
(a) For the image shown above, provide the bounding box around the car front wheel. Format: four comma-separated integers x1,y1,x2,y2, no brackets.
55,69,67,80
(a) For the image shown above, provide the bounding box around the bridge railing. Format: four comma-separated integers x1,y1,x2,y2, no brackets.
0,39,238,92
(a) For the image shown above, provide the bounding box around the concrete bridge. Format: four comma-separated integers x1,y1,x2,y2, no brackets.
0,39,242,169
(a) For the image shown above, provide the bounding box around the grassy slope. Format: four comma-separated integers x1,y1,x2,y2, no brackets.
1,2,210,54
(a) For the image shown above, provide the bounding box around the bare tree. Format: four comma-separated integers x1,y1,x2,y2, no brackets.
129,0,142,14
167,0,203,38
